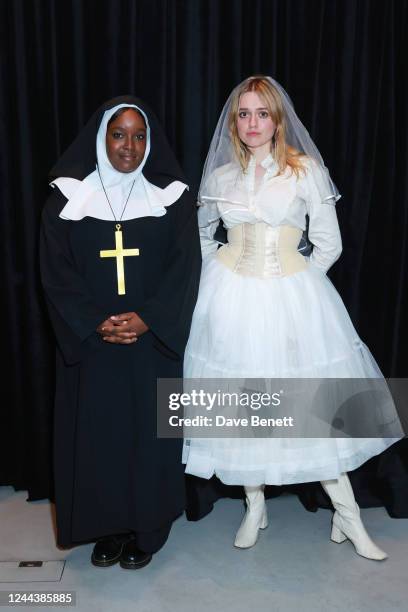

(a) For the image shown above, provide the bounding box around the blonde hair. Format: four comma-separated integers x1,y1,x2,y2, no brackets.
228,75,306,177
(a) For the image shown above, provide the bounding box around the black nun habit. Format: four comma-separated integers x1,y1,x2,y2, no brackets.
40,96,201,552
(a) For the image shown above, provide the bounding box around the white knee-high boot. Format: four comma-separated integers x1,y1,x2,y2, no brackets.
321,472,388,561
234,485,268,549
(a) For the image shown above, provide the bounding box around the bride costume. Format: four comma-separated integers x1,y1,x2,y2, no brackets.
182,76,404,557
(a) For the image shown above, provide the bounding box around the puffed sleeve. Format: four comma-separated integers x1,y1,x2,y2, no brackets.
303,160,342,273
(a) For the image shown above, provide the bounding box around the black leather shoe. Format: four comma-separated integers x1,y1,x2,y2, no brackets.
91,536,124,567
119,539,152,570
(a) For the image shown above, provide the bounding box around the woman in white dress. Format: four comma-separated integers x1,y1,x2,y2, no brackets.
182,76,404,559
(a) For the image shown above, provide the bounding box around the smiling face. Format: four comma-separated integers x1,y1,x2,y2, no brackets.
236,91,276,154
105,108,147,173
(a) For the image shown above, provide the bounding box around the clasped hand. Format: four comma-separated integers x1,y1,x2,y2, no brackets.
96,312,149,344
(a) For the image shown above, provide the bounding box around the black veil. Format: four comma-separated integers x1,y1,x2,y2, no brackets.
49,95,186,188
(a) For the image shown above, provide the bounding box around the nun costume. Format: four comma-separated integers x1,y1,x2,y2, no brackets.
40,96,201,568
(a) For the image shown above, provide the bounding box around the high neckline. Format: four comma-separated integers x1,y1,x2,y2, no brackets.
248,153,278,171
260,153,277,169
244,153,278,194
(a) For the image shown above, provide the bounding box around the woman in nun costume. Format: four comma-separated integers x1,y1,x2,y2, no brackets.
40,96,201,569
182,76,404,559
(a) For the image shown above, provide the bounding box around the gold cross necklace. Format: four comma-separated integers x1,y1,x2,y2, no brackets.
98,166,140,295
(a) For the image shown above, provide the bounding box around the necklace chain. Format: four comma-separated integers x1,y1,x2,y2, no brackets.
97,165,136,225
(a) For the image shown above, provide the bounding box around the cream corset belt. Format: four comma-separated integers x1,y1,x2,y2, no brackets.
216,222,307,278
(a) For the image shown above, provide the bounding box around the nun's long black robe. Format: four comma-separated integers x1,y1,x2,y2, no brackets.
40,182,201,551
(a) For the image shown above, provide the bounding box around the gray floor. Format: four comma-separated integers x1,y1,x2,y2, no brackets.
0,486,407,612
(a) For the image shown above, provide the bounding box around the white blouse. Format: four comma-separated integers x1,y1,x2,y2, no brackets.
198,154,342,274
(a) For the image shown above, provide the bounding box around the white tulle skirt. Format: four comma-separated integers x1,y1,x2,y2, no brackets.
182,255,402,485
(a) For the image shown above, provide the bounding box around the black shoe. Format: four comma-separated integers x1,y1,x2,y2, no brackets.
119,538,152,570
91,536,124,567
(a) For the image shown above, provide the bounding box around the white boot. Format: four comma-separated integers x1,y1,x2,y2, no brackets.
234,485,268,549
321,472,388,561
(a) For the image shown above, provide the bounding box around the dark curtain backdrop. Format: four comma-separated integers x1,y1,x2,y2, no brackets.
1,0,407,518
